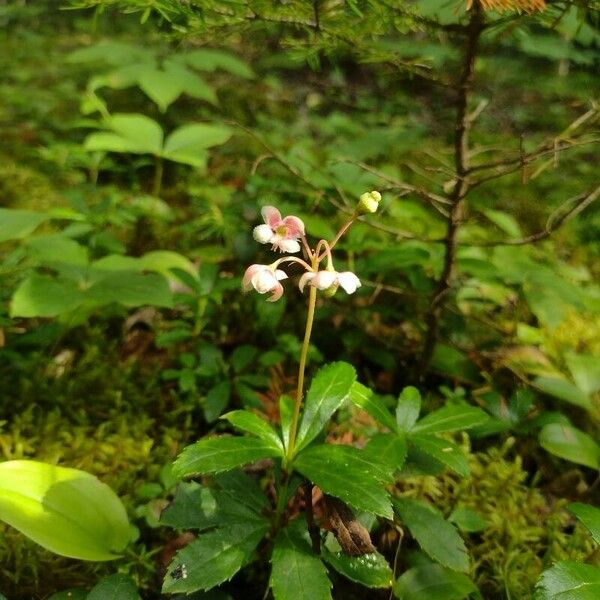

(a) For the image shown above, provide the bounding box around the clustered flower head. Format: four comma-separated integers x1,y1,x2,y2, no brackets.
243,192,381,302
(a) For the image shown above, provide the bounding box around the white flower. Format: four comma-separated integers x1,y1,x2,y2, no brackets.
299,270,361,294
243,264,288,302
252,206,305,253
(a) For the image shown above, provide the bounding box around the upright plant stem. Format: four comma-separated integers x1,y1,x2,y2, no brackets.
417,5,484,379
287,283,318,459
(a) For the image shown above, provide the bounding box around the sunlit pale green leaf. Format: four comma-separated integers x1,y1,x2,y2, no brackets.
0,208,50,243
0,460,130,561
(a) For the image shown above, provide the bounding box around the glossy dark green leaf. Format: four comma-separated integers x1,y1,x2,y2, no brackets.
294,444,393,518
396,387,421,432
409,435,470,477
364,433,407,472
163,522,268,593
539,424,600,469
568,503,600,544
222,410,283,450
87,574,141,600
534,561,600,600
173,436,283,478
393,564,478,599
323,542,393,588
295,362,356,453
350,381,397,431
393,498,469,572
270,522,332,600
412,404,488,435
160,482,263,531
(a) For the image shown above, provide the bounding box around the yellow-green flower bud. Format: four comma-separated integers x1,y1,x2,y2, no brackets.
356,190,381,215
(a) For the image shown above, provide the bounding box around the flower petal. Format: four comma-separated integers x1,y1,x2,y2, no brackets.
313,271,337,290
273,238,301,253
252,269,278,293
275,269,288,281
261,206,282,229
299,272,315,293
267,282,284,302
243,264,264,291
337,271,361,294
253,224,274,244
281,215,305,237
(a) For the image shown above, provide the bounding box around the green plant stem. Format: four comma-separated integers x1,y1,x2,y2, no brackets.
287,282,318,460
153,156,163,197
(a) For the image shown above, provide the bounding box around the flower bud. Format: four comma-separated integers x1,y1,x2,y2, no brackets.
356,190,381,215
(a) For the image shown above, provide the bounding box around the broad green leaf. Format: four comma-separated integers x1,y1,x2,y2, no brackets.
396,387,422,432
173,436,283,478
539,424,600,469
270,522,332,600
222,410,283,450
393,498,469,572
565,353,600,396
163,521,268,593
139,250,197,279
482,209,522,238
279,395,294,453
26,235,89,266
534,561,600,600
184,49,254,78
203,381,231,423
568,503,600,544
84,113,163,155
409,435,470,477
448,508,487,533
87,574,141,600
0,208,50,242
89,271,173,308
533,376,592,411
412,404,488,435
364,433,407,472
161,481,264,531
350,382,397,431
295,362,356,453
323,543,393,588
11,274,84,317
393,564,478,600
294,444,393,518
137,65,185,112
0,460,130,561
162,124,232,168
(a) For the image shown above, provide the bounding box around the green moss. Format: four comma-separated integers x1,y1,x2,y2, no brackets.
0,332,194,598
399,438,595,599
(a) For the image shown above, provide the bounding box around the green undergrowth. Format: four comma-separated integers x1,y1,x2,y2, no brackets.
398,438,596,599
0,332,195,598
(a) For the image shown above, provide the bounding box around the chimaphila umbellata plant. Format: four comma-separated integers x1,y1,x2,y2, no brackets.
160,191,488,598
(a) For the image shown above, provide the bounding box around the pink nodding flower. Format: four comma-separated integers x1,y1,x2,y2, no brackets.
253,206,305,253
299,270,361,294
243,264,288,302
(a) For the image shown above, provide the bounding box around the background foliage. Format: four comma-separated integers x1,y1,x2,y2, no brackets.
0,0,599,598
